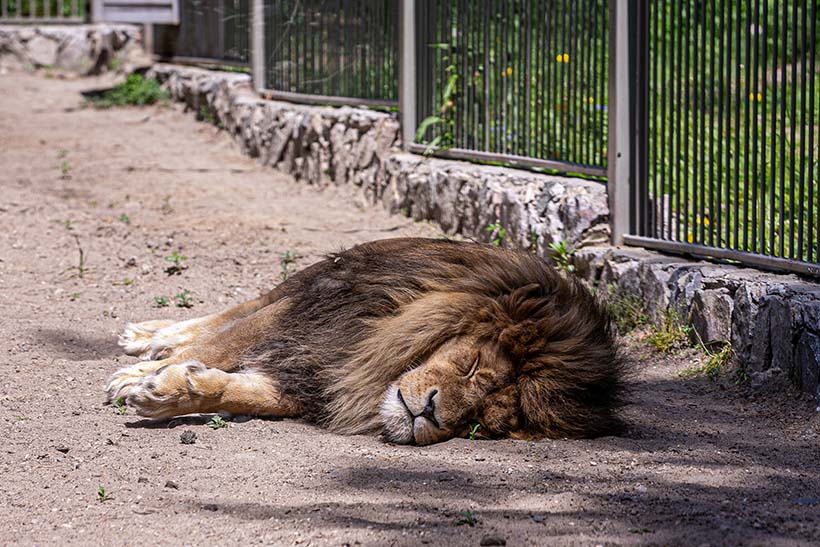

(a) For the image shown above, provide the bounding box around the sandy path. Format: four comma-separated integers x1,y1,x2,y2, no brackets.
1,71,818,546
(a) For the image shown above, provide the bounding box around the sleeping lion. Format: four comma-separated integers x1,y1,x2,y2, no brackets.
106,238,623,445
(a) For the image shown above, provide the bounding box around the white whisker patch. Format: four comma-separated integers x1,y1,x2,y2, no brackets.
379,384,414,444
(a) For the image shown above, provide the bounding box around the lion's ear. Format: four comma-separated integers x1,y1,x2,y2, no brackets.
498,320,543,358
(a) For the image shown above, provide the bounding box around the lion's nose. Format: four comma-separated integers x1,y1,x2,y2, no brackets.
418,388,439,427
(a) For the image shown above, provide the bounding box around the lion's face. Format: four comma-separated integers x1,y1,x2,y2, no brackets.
380,336,521,445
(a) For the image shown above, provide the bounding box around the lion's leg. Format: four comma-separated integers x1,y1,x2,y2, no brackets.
107,299,290,402
119,293,277,361
125,361,301,419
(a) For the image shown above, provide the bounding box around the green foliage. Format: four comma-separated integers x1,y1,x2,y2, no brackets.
164,251,188,275
468,423,481,441
455,511,479,527
646,308,691,353
415,43,459,155
118,213,130,225
606,290,649,333
280,250,297,281
207,415,228,430
62,219,74,231
175,290,194,309
154,295,170,308
60,161,71,178
92,74,170,109
111,397,127,415
198,105,222,128
548,240,576,274
68,292,81,301
484,223,507,246
112,278,134,287
680,343,733,380
97,486,111,503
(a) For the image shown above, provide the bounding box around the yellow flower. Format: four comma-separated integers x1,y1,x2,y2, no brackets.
506,66,513,76
757,92,763,102
563,53,569,63
555,54,562,62
587,97,595,104
687,232,694,243
501,70,506,78
703,217,710,227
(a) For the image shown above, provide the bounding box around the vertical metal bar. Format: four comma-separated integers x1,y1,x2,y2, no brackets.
657,0,665,239
716,0,725,245
483,1,490,151
524,0,532,158
693,0,702,243
778,0,787,258
797,0,807,261
252,0,265,91
788,0,798,259
742,0,752,252
608,0,632,245
759,0,768,255
769,0,778,256
707,0,716,246
751,0,761,254
808,0,818,262
732,0,741,250
636,0,648,237
400,0,416,150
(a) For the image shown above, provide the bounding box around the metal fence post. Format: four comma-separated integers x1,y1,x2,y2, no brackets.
251,0,266,93
399,0,416,150
607,0,633,246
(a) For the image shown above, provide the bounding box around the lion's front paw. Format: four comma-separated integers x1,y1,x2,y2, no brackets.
105,361,164,403
119,320,176,359
125,361,209,419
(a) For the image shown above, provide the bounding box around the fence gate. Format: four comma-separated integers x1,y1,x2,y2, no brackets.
92,0,179,24
620,0,819,276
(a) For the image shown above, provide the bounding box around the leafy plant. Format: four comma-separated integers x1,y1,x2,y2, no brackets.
62,219,74,231
548,240,576,274
60,161,71,179
70,234,88,279
164,251,188,276
606,290,649,333
111,397,128,415
280,250,297,281
646,308,691,353
68,292,81,301
97,486,111,502
484,223,507,247
118,213,130,225
468,423,481,440
198,105,223,128
207,415,228,430
113,278,134,287
455,511,479,527
154,295,170,308
174,290,194,309
91,74,170,108
680,343,733,380
415,43,458,155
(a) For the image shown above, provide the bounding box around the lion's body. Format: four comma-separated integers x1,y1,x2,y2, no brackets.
107,238,624,444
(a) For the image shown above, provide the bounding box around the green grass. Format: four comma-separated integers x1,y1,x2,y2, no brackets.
646,308,691,353
91,74,170,109
468,423,481,440
454,511,479,527
207,415,228,430
680,343,734,380
154,295,170,308
175,290,194,309
606,291,650,333
548,240,576,274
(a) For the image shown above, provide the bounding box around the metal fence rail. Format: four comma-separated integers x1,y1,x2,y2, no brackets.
261,0,399,107
153,0,250,67
411,0,609,177
0,0,86,22
624,0,819,276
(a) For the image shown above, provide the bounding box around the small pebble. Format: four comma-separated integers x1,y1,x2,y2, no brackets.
480,535,506,546
55,445,70,454
164,480,179,490
137,477,148,484
180,430,197,445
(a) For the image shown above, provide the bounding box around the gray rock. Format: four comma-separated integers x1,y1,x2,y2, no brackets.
26,35,58,67
689,289,734,346
795,331,820,399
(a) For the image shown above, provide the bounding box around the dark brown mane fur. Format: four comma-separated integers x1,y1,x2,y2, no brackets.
239,238,624,439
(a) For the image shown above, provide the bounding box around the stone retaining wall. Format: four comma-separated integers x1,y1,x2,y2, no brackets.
0,24,146,75
575,246,820,400
147,63,610,252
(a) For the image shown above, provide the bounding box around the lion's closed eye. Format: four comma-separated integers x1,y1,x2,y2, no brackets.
464,355,481,378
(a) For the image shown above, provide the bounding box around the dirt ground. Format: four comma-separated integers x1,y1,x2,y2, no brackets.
1,71,819,547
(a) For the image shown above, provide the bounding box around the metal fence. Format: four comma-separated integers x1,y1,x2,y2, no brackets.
153,0,250,67
411,0,609,178
620,0,819,276
260,0,399,106
0,0,86,22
